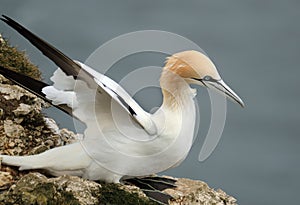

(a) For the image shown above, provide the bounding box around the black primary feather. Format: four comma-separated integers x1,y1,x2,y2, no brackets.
0,15,89,79
0,65,73,116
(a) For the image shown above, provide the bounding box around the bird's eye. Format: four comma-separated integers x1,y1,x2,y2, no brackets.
203,76,211,81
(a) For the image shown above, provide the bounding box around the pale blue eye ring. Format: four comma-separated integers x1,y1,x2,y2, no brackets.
204,76,211,81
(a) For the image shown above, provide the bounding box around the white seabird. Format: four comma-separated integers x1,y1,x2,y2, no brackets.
0,15,244,184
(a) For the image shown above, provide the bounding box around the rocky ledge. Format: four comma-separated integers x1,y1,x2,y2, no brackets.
0,172,237,205
0,34,237,204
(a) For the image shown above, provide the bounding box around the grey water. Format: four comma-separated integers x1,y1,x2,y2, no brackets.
1,1,299,204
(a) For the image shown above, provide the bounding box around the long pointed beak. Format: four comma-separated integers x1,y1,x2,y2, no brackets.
206,79,245,107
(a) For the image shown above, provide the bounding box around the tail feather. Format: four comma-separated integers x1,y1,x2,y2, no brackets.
0,154,48,170
0,143,92,171
0,147,68,170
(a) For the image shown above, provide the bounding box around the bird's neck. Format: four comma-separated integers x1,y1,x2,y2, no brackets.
154,69,196,152
160,69,196,111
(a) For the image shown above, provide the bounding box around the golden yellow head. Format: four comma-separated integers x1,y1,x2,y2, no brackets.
163,50,244,107
164,50,221,82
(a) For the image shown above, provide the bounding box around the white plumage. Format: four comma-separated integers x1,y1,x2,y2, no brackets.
0,16,244,183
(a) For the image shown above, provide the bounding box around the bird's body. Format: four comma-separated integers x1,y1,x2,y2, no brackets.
0,15,244,183
1,59,198,182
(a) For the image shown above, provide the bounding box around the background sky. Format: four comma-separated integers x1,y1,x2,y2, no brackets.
1,1,299,204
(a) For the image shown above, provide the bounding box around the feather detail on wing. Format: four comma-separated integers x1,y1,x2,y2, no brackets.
1,15,157,135
0,65,73,116
78,62,157,135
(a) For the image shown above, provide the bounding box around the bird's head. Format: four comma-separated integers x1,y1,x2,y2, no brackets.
164,50,244,107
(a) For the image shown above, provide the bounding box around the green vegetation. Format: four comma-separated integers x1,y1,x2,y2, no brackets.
98,182,159,205
0,174,80,205
0,34,41,80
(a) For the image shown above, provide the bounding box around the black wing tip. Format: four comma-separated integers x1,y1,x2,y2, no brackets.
1,15,12,23
1,15,23,29
1,15,22,31
0,14,82,78
0,15,7,22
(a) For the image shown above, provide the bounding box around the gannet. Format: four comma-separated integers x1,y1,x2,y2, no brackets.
0,15,244,183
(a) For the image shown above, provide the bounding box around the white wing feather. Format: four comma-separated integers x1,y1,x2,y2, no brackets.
42,61,157,136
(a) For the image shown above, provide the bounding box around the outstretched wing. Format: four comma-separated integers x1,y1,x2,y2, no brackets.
1,15,157,135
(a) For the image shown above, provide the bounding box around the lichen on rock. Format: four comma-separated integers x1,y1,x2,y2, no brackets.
164,177,237,205
0,171,13,190
0,173,156,205
0,173,81,205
